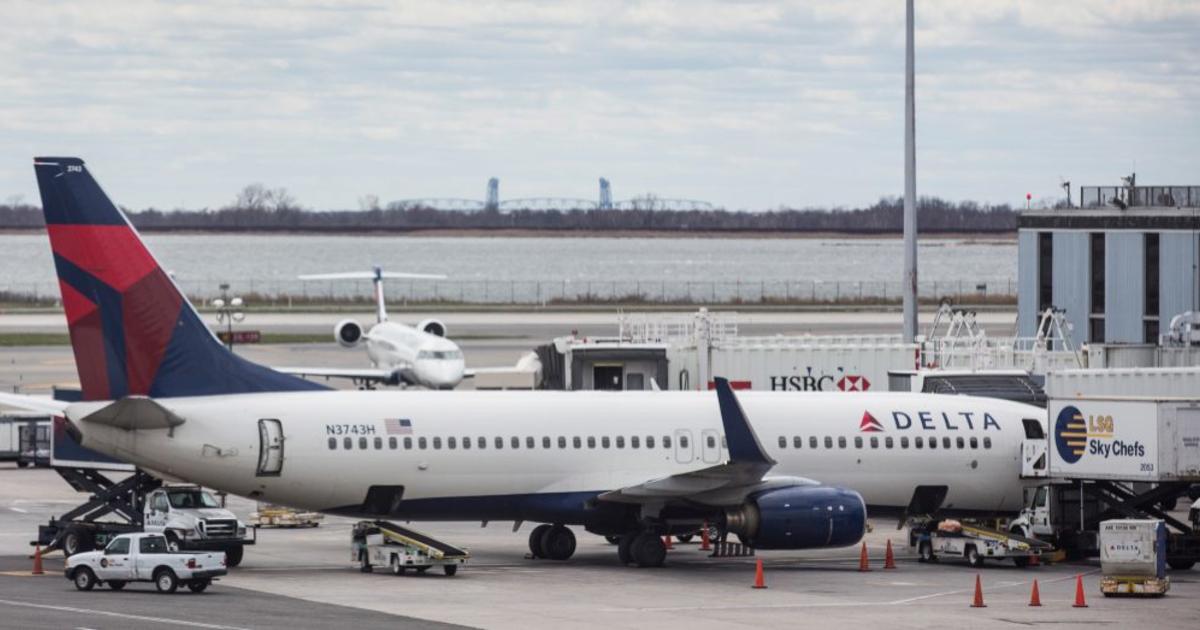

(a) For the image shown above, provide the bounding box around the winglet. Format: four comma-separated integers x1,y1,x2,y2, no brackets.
714,377,775,465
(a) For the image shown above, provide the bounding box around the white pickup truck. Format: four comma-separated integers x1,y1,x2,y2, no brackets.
65,533,227,593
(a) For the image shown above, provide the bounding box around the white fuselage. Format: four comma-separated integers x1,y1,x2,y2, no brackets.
73,390,1044,524
364,322,464,389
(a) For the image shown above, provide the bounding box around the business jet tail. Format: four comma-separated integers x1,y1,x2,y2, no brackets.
33,157,327,400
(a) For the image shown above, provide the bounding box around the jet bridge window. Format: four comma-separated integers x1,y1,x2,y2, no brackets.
328,438,337,450
793,436,803,448
778,436,787,448
374,437,383,450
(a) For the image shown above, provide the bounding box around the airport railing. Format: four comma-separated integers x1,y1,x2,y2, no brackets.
0,278,1016,307
1079,185,1200,209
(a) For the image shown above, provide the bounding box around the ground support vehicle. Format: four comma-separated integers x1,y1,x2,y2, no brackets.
64,533,226,593
912,520,1051,567
352,520,468,577
250,503,324,528
1099,520,1170,597
143,486,255,566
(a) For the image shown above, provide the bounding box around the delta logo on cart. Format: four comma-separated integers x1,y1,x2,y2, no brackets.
1054,405,1144,465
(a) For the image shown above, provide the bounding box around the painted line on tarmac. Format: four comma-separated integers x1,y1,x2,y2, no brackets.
0,598,253,629
9,507,28,513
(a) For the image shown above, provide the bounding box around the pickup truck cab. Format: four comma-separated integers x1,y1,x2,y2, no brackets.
65,533,227,593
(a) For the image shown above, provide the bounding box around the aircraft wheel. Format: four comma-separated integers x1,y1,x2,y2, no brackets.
617,534,635,565
528,524,552,558
540,525,576,561
631,532,667,568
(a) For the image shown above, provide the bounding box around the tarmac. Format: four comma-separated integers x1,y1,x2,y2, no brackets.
1,467,1198,630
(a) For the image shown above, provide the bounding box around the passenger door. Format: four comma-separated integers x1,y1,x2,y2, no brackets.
1020,418,1048,478
97,537,133,581
257,419,284,476
673,429,694,464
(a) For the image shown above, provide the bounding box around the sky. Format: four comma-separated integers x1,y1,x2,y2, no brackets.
1,0,1197,211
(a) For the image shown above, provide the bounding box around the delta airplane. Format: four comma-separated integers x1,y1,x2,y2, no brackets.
276,268,467,390
3,157,1048,568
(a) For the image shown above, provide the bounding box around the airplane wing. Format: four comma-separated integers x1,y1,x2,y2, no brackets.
298,271,446,281
0,392,71,414
462,352,542,379
273,367,407,386
597,378,813,507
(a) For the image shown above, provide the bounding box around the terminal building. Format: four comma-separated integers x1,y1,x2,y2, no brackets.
1017,181,1200,346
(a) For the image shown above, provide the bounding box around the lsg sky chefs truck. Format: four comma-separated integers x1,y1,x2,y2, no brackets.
1010,368,1200,570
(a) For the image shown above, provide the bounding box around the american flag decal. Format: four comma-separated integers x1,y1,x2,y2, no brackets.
384,418,413,435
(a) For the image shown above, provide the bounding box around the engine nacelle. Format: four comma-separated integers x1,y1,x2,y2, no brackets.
724,486,866,550
416,318,447,337
334,319,364,348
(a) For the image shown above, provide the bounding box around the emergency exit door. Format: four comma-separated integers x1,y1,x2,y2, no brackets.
257,419,284,476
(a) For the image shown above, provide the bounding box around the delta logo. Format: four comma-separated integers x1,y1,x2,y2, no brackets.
859,410,1001,432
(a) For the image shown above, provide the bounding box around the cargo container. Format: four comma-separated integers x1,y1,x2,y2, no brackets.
1099,519,1170,596
1046,398,1200,482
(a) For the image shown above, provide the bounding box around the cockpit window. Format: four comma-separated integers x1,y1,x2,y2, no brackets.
417,350,464,360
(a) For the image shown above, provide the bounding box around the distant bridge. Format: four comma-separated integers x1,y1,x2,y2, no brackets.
387,177,716,213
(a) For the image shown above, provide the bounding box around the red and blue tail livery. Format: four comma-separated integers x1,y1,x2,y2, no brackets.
34,157,326,400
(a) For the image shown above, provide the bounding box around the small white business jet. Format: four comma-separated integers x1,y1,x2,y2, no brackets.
3,157,1047,568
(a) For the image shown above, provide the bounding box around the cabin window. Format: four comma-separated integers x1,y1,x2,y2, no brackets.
885,437,894,449
588,436,597,449
870,436,879,449
573,436,582,449
343,437,352,450
358,437,368,450
794,436,803,448
706,435,716,449
526,437,535,449
616,436,625,449
662,435,671,448
495,437,503,449
914,436,923,449
511,436,520,449
969,437,979,449
837,436,847,449
928,436,937,449
602,437,611,449
374,437,383,450
632,436,641,449
388,437,397,449
478,437,486,449
542,437,551,449
646,436,655,449
405,437,413,450
824,436,833,449
447,437,457,449
558,436,567,449
418,437,427,450
956,437,965,449
854,436,863,449
462,436,471,450
778,436,787,448
943,437,951,449
679,435,689,448
328,437,337,450
983,437,992,449
810,436,818,449
432,437,442,450
899,437,909,449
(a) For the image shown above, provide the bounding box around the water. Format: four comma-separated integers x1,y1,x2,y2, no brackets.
0,233,1015,303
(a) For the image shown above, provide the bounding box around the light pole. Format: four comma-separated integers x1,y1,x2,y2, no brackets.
213,283,245,350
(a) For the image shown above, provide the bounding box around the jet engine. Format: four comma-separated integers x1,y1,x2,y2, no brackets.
416,319,447,337
723,486,866,549
334,319,364,348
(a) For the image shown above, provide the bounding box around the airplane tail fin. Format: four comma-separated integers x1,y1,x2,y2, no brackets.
33,157,327,400
297,268,446,325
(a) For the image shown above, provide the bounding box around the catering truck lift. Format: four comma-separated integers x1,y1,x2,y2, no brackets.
1009,368,1200,570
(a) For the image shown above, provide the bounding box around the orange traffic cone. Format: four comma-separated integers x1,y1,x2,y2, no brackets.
752,557,767,589
31,545,44,575
1028,579,1042,607
884,539,896,570
970,574,986,608
1072,574,1088,608
700,521,712,551
858,542,871,572
663,535,673,550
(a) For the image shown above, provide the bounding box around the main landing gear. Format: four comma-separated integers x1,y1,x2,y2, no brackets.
617,531,667,568
528,524,577,561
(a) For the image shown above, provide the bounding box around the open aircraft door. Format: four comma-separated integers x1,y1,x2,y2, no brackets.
1020,417,1047,478
257,419,284,476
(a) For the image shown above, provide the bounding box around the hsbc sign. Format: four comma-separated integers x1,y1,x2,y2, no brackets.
769,369,871,392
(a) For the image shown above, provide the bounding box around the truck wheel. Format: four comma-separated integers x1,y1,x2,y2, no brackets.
72,567,96,591
390,555,405,576
416,566,429,575
965,545,984,568
443,564,458,577
224,545,244,567
187,579,210,593
62,526,93,558
918,540,935,563
1167,559,1195,571
1012,557,1030,568
154,568,179,594
108,580,127,591
16,461,28,469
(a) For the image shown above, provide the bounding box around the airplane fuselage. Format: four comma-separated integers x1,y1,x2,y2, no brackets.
365,322,464,389
74,390,1044,532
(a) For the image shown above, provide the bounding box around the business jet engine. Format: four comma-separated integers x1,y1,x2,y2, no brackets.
334,319,364,348
723,486,866,549
416,319,447,337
